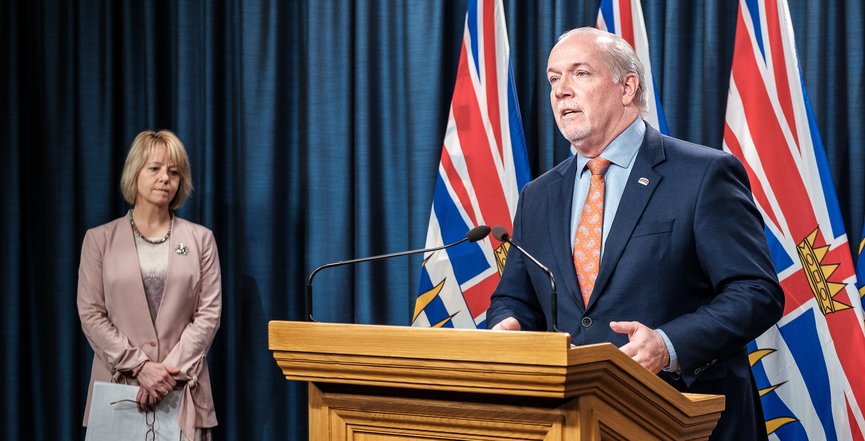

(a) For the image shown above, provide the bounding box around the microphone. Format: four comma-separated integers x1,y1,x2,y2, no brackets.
306,225,492,322
492,225,560,332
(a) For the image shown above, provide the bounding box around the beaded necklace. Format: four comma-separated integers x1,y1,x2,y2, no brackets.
129,210,173,245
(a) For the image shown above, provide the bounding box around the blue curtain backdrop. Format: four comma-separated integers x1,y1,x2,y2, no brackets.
1,1,862,440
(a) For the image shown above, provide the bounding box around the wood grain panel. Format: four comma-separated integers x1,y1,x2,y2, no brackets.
271,321,724,440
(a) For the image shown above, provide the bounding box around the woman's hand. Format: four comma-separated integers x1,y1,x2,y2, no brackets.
135,362,180,411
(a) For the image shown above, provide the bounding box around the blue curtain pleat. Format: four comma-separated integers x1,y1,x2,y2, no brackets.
1,1,862,440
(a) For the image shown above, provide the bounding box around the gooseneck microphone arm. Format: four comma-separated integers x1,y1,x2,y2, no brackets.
306,225,492,322
492,225,560,333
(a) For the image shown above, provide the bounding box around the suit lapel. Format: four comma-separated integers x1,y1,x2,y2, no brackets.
114,216,160,337
547,157,583,308
157,216,189,329
589,127,666,308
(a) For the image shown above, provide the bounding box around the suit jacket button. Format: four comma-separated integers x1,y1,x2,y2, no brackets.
150,340,157,347
581,317,592,328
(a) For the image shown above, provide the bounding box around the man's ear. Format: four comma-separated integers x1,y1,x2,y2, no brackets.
621,72,639,107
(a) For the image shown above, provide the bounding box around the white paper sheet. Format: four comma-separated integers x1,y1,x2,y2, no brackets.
85,381,182,441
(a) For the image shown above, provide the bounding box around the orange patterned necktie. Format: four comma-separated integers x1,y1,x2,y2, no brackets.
573,158,611,307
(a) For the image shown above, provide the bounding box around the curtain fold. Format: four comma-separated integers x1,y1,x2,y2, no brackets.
1,1,862,440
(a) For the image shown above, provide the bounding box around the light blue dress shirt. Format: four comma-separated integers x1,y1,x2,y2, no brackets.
569,118,644,253
569,118,680,374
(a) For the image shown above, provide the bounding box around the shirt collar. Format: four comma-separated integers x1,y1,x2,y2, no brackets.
576,118,645,173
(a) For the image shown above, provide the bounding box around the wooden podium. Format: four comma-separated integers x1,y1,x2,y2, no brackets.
269,321,723,440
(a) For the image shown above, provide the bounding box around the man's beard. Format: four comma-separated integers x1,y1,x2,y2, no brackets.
558,123,591,145
557,102,590,144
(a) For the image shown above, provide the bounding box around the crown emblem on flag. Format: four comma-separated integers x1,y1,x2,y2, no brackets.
796,227,851,316
494,242,510,276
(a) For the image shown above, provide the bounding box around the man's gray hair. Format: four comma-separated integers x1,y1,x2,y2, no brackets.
557,27,649,117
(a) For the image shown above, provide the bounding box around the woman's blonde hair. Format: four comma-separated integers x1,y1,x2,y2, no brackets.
119,130,193,210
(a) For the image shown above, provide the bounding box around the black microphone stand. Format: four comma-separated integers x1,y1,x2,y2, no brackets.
306,225,491,322
492,225,559,332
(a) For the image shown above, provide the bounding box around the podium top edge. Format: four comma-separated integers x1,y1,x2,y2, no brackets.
268,320,575,366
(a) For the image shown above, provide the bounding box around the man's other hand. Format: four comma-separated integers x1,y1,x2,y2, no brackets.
492,317,521,331
610,321,670,373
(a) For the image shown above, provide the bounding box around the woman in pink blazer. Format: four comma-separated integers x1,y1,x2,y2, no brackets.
78,130,222,440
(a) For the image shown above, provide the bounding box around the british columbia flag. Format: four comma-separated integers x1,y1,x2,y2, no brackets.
859,225,865,304
723,0,865,438
596,0,669,140
412,0,530,329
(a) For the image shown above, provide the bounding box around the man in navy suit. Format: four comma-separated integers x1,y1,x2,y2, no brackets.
486,27,784,441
